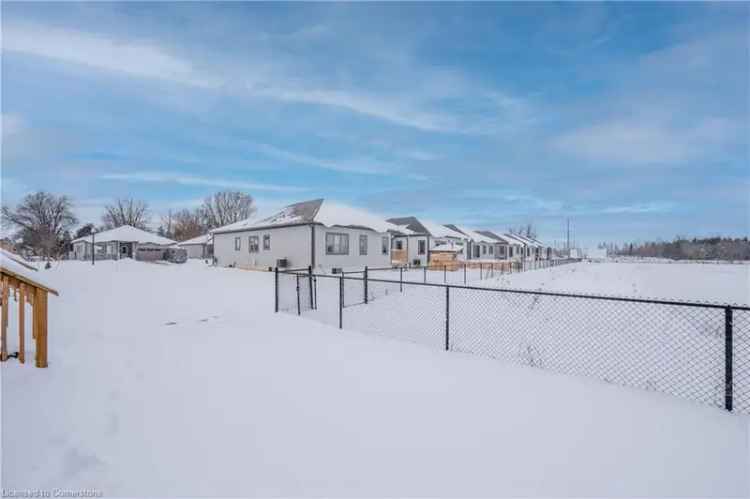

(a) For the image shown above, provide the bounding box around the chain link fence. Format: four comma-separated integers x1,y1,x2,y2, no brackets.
275,268,750,414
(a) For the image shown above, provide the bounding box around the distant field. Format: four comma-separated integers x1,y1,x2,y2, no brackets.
480,261,749,305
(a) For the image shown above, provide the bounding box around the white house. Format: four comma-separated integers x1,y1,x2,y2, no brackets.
509,233,546,260
387,217,468,266
444,225,498,260
502,233,534,261
70,225,177,261
476,230,517,260
178,233,213,259
212,199,399,272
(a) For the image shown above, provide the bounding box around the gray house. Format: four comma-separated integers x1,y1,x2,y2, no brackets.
70,225,176,261
212,199,399,272
387,217,467,266
178,233,213,259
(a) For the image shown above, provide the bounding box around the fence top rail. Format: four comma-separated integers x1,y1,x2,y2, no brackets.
278,269,750,310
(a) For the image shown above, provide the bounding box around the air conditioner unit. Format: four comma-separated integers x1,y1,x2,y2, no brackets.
276,258,288,268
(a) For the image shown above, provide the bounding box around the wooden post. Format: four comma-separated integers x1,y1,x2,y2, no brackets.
18,284,25,364
35,288,48,368
1,276,7,361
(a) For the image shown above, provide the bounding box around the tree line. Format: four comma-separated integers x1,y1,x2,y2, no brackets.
606,237,750,261
1,190,256,258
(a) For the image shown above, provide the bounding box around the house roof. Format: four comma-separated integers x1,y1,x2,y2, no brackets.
0,249,58,295
444,225,496,244
73,225,176,246
476,230,515,244
178,233,213,246
508,233,543,247
502,233,527,245
387,217,466,239
213,199,401,234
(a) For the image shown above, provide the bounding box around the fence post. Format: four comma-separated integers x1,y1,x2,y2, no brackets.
400,267,403,292
274,267,279,313
480,262,483,280
308,265,314,310
364,266,369,304
725,306,733,411
296,274,301,316
424,266,427,284
463,263,467,285
444,265,447,284
339,275,343,329
445,286,450,351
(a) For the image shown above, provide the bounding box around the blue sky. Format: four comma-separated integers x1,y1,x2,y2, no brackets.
2,2,748,246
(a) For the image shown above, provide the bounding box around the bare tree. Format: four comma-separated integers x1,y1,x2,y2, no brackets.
172,209,205,241
509,223,537,239
1,191,78,257
200,191,256,229
158,210,174,239
102,198,150,230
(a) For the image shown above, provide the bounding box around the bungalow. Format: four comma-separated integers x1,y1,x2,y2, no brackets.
386,217,468,266
476,230,516,260
443,225,497,260
503,233,537,261
212,199,399,272
177,233,213,259
70,225,177,261
508,233,546,260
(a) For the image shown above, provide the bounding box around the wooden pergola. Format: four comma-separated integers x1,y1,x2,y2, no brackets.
0,259,58,368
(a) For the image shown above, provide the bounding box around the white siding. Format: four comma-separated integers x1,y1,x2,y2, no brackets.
315,226,391,272
213,224,312,270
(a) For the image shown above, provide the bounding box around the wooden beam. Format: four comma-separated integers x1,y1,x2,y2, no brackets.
18,283,25,364
1,276,8,361
34,287,48,368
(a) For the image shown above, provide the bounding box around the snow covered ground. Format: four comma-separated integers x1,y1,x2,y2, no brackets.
2,260,749,496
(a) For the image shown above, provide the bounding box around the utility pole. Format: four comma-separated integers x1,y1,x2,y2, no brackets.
566,218,570,253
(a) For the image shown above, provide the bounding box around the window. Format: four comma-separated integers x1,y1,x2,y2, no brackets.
249,236,259,253
234,237,241,251
326,233,349,255
474,245,480,258
499,245,507,257
395,239,403,250
482,245,487,255
417,239,426,255
263,234,270,250
359,234,368,255
382,236,389,255
489,245,494,255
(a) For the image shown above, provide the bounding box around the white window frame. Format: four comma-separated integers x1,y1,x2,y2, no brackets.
417,239,426,255
359,234,368,255
263,234,270,251
249,235,259,253
381,236,389,255
326,232,349,255
234,237,241,251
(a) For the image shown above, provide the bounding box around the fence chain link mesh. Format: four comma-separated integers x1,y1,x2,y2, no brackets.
276,267,749,414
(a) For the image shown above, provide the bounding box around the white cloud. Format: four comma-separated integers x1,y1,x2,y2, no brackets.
551,117,741,165
601,201,675,215
251,142,394,175
99,172,307,192
252,87,456,132
2,23,220,88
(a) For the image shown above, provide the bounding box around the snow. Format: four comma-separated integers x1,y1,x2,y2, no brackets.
214,199,403,234
450,225,496,244
483,261,750,305
0,248,56,291
72,225,176,246
315,201,403,233
3,260,749,496
176,233,212,246
418,220,466,239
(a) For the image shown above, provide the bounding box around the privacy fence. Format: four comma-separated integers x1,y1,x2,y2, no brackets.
275,267,750,415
